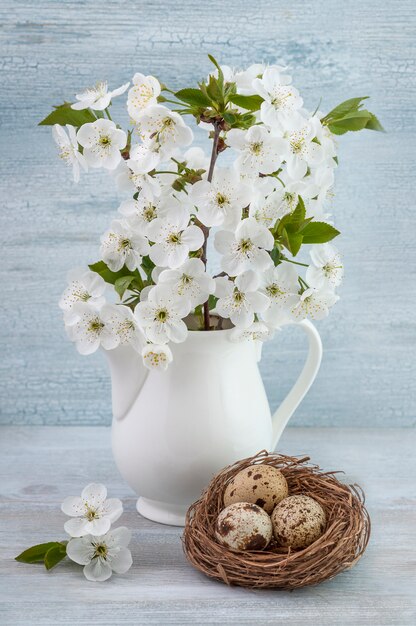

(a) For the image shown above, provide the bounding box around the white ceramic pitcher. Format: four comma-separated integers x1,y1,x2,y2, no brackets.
105,320,322,526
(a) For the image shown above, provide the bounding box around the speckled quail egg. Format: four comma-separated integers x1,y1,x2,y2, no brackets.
223,465,288,514
271,494,326,549
215,502,273,551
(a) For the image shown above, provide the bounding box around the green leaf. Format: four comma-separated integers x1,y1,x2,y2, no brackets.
322,96,383,135
228,94,264,111
114,275,140,298
365,112,385,132
207,54,224,88
174,88,212,108
223,111,257,130
140,255,155,281
15,542,63,564
208,294,218,310
281,228,303,256
223,111,237,125
89,261,141,285
270,247,282,265
301,222,340,244
275,196,310,238
39,103,96,127
289,196,306,229
322,97,369,123
224,81,237,99
44,543,67,571
205,74,224,107
328,110,373,134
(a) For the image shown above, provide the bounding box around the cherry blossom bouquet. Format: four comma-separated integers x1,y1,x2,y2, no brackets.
40,55,382,370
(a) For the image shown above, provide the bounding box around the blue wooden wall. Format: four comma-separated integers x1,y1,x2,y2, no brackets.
0,0,414,427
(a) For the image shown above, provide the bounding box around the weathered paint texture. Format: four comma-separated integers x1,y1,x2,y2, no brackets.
0,1,415,426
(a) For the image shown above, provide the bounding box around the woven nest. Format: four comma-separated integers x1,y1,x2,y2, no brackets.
183,451,370,589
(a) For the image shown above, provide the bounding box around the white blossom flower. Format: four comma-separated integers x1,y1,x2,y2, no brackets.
62,483,123,537
115,159,161,198
282,118,325,180
215,271,270,328
66,302,120,355
118,188,191,236
135,285,191,344
234,63,267,94
247,174,277,201
182,146,209,170
105,305,145,352
214,218,274,276
190,167,252,228
226,125,285,175
230,321,272,342
100,220,149,272
209,63,265,95
260,264,300,327
252,67,303,130
127,73,161,121
147,209,204,269
77,119,127,170
136,105,193,158
208,64,236,83
310,166,335,210
248,187,292,228
141,344,173,371
157,258,215,307
128,141,161,174
59,268,106,314
314,118,338,164
306,244,343,290
118,194,170,235
291,287,339,321
66,526,132,582
71,81,129,111
52,124,87,182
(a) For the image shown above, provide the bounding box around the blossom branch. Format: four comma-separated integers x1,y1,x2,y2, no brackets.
202,121,221,330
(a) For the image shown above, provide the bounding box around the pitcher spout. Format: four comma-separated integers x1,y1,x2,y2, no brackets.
104,344,148,421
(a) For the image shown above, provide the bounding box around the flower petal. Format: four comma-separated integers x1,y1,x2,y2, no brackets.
88,517,112,537
64,517,90,538
181,225,204,251
83,558,113,582
66,537,94,565
246,290,270,313
111,82,130,97
110,547,133,574
166,319,188,343
81,483,107,505
102,498,123,523
231,308,253,328
109,526,132,548
61,496,85,517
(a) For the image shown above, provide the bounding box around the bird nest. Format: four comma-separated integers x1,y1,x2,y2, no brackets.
183,451,370,589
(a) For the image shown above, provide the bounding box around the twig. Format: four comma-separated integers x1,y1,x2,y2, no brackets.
202,122,221,330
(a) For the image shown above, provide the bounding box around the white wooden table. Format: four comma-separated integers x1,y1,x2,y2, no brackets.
0,427,415,625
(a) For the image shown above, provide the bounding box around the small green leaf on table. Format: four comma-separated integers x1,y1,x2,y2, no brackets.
15,541,64,564
44,542,68,571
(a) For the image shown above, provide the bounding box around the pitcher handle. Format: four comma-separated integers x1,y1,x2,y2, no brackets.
271,319,322,450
